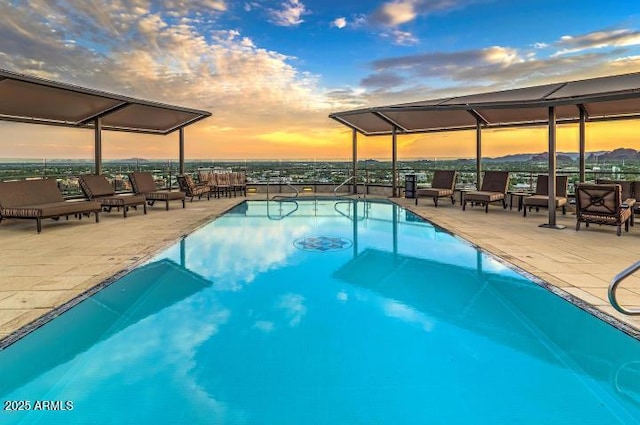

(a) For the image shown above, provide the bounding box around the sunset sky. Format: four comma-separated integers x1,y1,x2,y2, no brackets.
1,0,640,160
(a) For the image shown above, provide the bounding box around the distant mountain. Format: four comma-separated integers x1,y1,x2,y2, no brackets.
529,152,574,162
110,157,149,163
486,150,625,163
486,152,577,162
485,153,534,162
586,148,640,162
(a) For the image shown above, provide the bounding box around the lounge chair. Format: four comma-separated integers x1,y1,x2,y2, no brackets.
0,178,101,233
522,175,568,217
177,174,211,202
415,170,457,206
129,172,186,210
575,183,632,236
462,171,510,213
79,174,147,218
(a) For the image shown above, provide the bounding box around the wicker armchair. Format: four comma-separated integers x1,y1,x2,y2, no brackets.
575,183,632,236
177,174,211,202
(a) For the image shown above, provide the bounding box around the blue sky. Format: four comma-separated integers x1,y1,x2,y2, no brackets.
0,0,639,159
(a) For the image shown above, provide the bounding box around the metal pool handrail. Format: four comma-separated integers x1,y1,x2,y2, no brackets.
267,176,299,200
608,260,640,315
334,176,355,197
266,199,299,220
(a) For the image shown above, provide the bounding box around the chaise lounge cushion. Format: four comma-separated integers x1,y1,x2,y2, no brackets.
522,195,567,208
416,188,454,197
2,201,101,218
464,191,506,203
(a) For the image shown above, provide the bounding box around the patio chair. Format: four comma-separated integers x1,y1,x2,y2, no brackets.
79,174,147,218
177,174,211,202
214,172,231,198
197,171,218,198
230,171,247,197
522,175,568,217
597,179,637,225
129,172,185,211
0,178,101,233
415,170,457,206
462,171,510,213
575,183,632,236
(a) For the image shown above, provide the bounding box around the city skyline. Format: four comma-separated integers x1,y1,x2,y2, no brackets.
1,0,640,159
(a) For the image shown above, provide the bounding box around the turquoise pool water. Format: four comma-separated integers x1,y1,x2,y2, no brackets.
1,199,639,424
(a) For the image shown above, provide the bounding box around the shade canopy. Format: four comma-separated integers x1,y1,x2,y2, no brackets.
330,72,640,135
0,68,211,134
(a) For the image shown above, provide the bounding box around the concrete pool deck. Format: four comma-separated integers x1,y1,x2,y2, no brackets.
0,194,638,346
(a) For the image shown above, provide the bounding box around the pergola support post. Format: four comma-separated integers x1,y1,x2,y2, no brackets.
476,119,482,189
352,129,358,194
94,118,102,175
579,106,586,182
392,127,398,197
540,106,565,230
179,127,185,175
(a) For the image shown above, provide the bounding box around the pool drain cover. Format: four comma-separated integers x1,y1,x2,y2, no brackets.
294,236,353,252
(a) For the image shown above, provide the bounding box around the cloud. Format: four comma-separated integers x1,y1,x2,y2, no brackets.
0,1,343,124
277,293,307,327
160,0,227,12
355,36,640,108
381,28,419,46
268,0,307,27
553,29,640,56
361,72,408,88
331,17,347,29
370,45,523,74
372,0,417,26
0,0,362,159
370,0,476,26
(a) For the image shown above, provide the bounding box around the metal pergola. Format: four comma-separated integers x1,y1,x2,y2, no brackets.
330,72,640,229
0,68,212,174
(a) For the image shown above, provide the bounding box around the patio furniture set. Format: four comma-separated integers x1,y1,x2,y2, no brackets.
415,170,639,236
0,171,246,233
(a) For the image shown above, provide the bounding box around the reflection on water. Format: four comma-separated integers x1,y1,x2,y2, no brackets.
0,200,639,425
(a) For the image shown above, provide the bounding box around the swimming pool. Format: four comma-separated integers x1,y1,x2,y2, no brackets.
1,199,639,424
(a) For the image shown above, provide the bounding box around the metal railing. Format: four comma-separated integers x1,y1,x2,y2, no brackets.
2,159,640,199
608,261,640,315
266,199,299,220
334,176,355,197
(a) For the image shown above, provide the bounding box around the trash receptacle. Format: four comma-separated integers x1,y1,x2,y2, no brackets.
405,174,417,198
